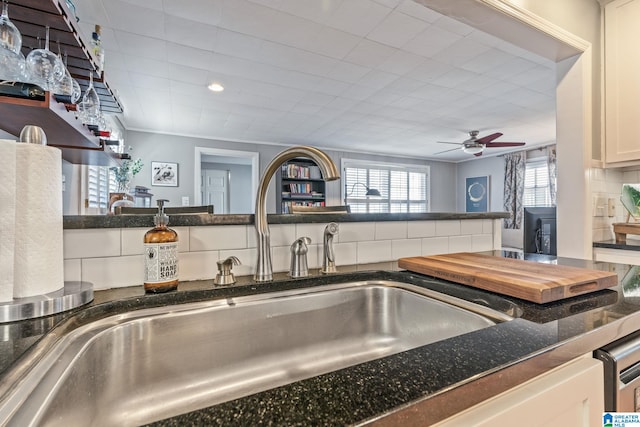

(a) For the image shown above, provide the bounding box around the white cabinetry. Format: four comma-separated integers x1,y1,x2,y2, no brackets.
604,0,640,164
434,356,604,427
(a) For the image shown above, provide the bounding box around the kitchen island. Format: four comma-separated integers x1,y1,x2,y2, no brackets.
0,251,636,425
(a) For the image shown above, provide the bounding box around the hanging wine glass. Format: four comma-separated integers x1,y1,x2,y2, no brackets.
80,70,101,125
55,52,81,103
0,48,25,81
0,0,24,81
25,26,65,90
0,0,21,55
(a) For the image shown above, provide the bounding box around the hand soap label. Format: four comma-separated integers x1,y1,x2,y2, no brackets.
144,242,178,283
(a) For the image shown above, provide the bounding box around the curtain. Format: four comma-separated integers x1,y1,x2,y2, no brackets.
503,152,525,229
546,145,557,205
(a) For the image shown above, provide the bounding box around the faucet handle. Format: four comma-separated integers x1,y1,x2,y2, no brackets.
215,256,241,286
290,237,311,278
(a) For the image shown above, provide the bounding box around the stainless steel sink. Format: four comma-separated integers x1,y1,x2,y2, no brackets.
0,280,512,426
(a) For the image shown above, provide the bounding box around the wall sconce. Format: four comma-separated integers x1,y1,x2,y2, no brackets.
344,182,381,206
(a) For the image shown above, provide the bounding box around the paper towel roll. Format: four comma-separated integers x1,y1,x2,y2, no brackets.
13,144,64,298
0,140,16,302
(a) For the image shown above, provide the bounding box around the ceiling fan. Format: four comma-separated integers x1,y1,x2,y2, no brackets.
434,131,525,156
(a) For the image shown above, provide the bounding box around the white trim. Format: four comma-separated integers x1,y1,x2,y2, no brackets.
194,147,259,212
477,0,591,52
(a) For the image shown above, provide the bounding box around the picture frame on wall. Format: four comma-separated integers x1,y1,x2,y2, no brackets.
466,176,489,212
151,161,178,187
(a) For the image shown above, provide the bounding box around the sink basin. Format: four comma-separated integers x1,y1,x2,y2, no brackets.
0,280,511,426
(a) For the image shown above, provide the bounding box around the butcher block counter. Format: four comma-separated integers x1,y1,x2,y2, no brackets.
0,251,638,425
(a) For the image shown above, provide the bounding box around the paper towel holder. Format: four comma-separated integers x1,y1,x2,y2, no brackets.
19,125,47,145
0,282,93,323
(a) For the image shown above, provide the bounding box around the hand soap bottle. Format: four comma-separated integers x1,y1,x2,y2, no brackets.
144,199,178,293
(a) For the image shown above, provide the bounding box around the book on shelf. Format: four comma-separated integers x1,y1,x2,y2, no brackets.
281,200,326,214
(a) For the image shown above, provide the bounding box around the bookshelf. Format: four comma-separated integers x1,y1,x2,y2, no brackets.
276,158,326,213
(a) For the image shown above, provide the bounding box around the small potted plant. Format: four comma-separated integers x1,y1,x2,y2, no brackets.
110,158,143,193
108,158,143,213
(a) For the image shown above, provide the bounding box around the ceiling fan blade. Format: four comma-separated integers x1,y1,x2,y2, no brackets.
474,151,483,157
433,147,461,155
484,142,526,148
436,141,463,146
476,132,502,144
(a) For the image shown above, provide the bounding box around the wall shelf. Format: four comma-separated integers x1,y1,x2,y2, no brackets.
0,0,124,167
0,92,122,167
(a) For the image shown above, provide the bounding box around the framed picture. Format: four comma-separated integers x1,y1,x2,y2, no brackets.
466,176,489,212
151,161,178,187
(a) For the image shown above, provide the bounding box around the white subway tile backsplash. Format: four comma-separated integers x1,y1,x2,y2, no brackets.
357,240,392,264
219,248,257,277
121,227,147,256
272,246,291,273
179,251,219,281
407,220,436,238
296,223,329,246
63,259,81,282
421,237,449,255
435,220,460,236
338,222,375,243
190,225,248,251
247,224,296,248
64,229,121,259
334,242,357,266
449,235,472,252
375,221,407,240
460,219,483,235
471,235,494,252
81,255,144,290
64,219,504,290
482,219,494,234
391,239,421,259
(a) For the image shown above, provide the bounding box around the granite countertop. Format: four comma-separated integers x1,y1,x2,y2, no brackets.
0,251,638,426
594,238,640,251
63,211,510,229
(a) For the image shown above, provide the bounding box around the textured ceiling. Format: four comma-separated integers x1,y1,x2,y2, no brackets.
75,0,557,162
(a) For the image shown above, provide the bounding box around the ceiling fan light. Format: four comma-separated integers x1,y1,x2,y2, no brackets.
463,145,484,155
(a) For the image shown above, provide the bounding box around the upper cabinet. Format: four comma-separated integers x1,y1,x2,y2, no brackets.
0,0,123,166
603,0,640,165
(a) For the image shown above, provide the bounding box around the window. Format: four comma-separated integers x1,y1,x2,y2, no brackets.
85,166,116,211
523,159,553,207
342,159,430,213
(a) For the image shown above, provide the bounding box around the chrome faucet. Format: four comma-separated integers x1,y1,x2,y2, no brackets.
320,223,339,274
254,146,340,282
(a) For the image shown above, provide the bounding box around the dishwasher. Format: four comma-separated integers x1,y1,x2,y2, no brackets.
595,331,640,412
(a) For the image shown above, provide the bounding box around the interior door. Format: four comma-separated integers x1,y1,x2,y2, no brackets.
202,169,229,214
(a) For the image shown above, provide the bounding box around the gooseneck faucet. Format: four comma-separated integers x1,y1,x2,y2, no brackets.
321,223,339,274
254,146,340,282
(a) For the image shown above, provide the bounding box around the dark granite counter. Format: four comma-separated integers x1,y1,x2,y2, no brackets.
63,211,510,229
594,238,640,252
0,251,636,425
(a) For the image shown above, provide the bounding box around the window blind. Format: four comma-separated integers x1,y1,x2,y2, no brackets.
523,159,552,207
86,166,116,210
343,160,430,213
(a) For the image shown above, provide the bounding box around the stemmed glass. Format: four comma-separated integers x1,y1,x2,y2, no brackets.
55,52,81,103
0,0,25,81
79,71,101,125
25,26,65,90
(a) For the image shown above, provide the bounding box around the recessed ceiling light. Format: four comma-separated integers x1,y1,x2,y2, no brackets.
208,82,224,92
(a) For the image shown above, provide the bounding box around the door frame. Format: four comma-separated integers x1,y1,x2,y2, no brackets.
194,147,259,211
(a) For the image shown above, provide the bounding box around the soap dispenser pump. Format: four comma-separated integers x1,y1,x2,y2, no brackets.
143,199,179,293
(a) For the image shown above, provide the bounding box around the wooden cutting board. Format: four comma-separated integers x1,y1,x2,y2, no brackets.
398,252,618,304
